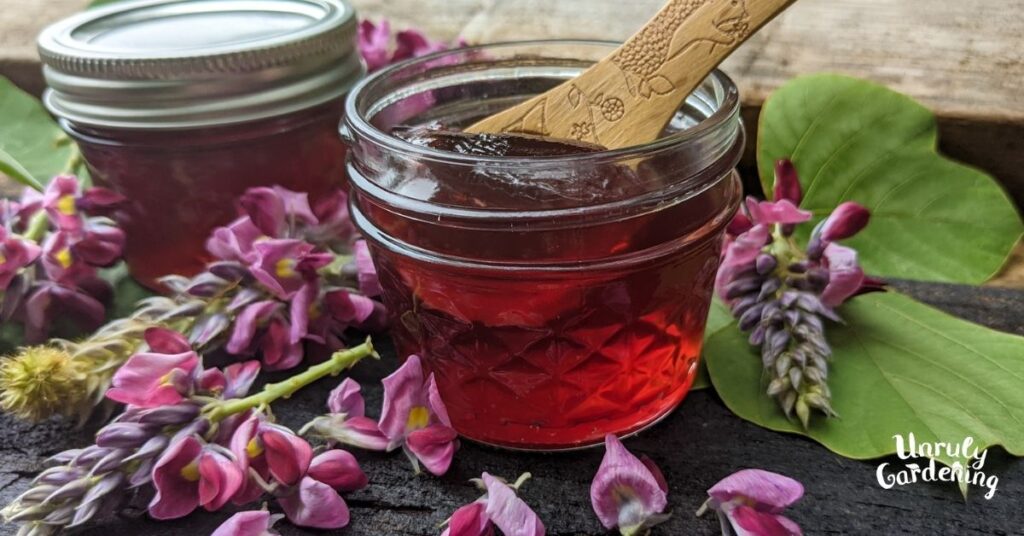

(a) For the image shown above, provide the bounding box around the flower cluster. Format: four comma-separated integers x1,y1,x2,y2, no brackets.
0,176,125,343
440,472,544,536
716,160,876,427
0,186,383,423
357,19,460,73
302,354,459,476
697,469,804,536
1,330,376,536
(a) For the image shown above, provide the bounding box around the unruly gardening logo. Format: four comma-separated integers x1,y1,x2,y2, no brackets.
876,433,999,499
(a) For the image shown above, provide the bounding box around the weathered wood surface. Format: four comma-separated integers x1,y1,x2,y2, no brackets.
3,0,1024,202
0,280,1022,535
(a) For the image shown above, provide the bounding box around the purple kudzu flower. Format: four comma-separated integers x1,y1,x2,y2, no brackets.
229,414,367,530
358,19,457,73
106,328,200,408
149,435,245,519
212,510,284,536
0,228,40,291
249,239,332,300
379,355,459,475
716,159,875,427
441,472,545,536
301,377,389,450
697,469,804,536
590,434,670,535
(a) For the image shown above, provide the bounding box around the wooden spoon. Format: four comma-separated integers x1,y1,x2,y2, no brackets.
466,0,796,149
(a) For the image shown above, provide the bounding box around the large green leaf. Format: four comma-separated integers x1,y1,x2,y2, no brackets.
693,299,733,390
704,291,1024,469
0,76,74,190
757,74,1023,284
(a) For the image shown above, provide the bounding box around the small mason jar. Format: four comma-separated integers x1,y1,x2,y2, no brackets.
37,0,363,287
343,41,743,450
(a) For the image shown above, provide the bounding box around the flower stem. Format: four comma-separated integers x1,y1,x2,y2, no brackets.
204,338,377,422
21,210,49,243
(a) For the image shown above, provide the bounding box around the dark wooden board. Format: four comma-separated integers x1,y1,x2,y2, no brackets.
1,280,1023,535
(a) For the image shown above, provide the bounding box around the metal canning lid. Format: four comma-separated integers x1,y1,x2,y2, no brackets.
38,0,363,129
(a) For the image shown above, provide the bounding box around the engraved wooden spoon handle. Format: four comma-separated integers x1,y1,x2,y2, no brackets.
466,0,796,149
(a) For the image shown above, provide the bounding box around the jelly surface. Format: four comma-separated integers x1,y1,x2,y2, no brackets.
362,128,734,449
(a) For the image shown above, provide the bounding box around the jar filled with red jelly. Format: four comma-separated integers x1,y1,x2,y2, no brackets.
37,0,363,287
343,41,743,450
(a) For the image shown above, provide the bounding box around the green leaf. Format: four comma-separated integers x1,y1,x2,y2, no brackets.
0,76,74,190
704,291,1024,469
757,74,1023,284
693,299,733,390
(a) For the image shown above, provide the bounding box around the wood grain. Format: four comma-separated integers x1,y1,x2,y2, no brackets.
467,0,796,148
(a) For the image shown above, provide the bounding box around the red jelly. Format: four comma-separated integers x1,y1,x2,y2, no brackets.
37,0,363,286
344,42,743,449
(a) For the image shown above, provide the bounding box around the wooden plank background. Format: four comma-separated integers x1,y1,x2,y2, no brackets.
2,0,1023,285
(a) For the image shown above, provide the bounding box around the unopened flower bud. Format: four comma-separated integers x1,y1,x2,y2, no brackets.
96,423,155,449
819,201,870,242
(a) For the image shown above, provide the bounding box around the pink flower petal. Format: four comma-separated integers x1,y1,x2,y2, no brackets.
261,316,303,371
260,425,313,486
772,160,802,205
278,476,350,529
211,510,279,536
106,350,198,408
198,448,245,511
727,212,754,236
745,198,812,226
354,240,383,297
379,355,427,449
820,243,866,308
223,361,262,399
715,224,771,300
327,377,366,416
707,469,804,513
640,455,669,494
358,19,393,73
482,473,545,536
289,282,317,344
149,436,202,519
590,434,667,531
406,424,458,476
446,501,492,536
227,301,279,354
427,373,452,427
312,415,390,451
728,504,802,536
393,29,448,62
325,290,376,324
307,450,368,492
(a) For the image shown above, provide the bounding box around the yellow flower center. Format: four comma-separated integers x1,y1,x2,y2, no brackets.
56,195,76,216
180,460,200,482
0,253,7,264
55,248,73,269
246,437,264,459
275,258,297,278
407,406,430,431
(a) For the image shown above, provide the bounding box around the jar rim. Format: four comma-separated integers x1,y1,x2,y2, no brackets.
38,0,362,129
343,39,741,166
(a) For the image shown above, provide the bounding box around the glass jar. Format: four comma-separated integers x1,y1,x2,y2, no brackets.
37,0,363,287
343,41,743,450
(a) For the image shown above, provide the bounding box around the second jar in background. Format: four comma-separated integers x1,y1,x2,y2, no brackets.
37,0,364,287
